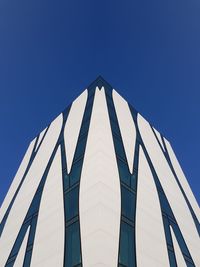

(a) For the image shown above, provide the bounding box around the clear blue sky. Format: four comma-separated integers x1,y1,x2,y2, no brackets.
0,0,199,206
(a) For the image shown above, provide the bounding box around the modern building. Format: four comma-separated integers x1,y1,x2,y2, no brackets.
0,77,199,267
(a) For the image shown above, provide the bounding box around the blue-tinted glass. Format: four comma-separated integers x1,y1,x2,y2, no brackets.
26,192,40,218
110,121,120,136
5,261,14,267
185,260,195,267
159,192,173,217
130,173,137,190
153,177,163,192
27,217,37,245
108,108,118,124
133,154,139,170
23,250,32,267
121,186,135,221
114,137,126,161
163,216,173,246
119,222,135,267
118,159,131,186
66,222,81,267
63,172,70,190
171,223,190,257
70,160,82,186
73,137,86,161
105,94,113,106
79,121,89,137
65,186,79,221
82,108,91,123
168,250,177,267
61,143,66,159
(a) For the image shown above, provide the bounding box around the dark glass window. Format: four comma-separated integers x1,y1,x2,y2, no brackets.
27,217,37,246
159,192,173,217
133,151,139,171
23,250,32,267
130,173,137,191
168,250,177,267
118,159,131,186
73,136,86,161
109,110,118,125
110,121,121,136
65,186,79,221
114,137,126,161
63,172,70,190
26,192,40,218
185,260,195,267
121,186,135,221
79,121,89,137
69,160,82,186
66,222,81,267
5,260,14,267
163,216,173,246
119,222,135,267
171,223,190,257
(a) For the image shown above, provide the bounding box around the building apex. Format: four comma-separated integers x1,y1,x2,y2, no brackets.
87,76,113,91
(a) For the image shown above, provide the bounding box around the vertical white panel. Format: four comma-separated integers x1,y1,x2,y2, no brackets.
64,90,87,173
35,127,47,151
164,138,200,222
136,146,169,267
14,226,30,267
31,146,64,267
113,90,136,173
79,87,121,267
170,226,187,267
153,127,165,151
0,114,63,267
138,114,200,266
0,138,36,223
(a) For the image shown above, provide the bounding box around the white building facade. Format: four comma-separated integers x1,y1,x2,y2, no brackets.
0,77,199,267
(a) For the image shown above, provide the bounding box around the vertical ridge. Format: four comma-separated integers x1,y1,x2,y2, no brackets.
79,87,121,267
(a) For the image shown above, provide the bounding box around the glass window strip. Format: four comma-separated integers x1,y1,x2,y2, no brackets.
104,88,138,267
62,87,95,267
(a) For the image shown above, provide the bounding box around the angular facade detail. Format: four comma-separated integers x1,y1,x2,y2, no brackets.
0,77,199,267
79,88,121,267
30,146,65,267
113,90,136,174
136,147,169,267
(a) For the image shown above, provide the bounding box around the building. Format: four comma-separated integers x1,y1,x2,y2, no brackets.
0,77,199,267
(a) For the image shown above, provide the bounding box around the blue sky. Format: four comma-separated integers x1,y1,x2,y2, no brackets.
0,0,199,206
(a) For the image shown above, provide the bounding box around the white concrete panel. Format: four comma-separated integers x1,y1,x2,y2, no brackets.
113,90,136,173
153,127,165,151
79,87,121,267
170,226,187,267
35,127,47,151
136,146,169,267
14,226,30,267
64,90,87,173
0,114,63,266
164,138,200,222
138,114,200,266
31,146,65,267
0,138,36,223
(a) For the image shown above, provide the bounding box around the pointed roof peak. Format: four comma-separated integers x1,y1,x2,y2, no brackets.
87,76,113,92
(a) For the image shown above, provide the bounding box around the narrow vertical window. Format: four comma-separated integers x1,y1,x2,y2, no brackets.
121,186,135,221
65,186,79,221
66,222,81,267
119,222,135,267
